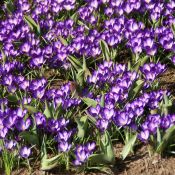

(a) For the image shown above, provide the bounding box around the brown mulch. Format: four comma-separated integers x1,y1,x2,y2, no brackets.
158,67,175,96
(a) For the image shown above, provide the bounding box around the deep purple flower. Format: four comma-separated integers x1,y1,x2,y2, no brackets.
3,115,17,128
96,119,109,131
35,112,46,126
16,118,31,131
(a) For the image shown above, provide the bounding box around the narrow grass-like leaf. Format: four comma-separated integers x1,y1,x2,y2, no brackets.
82,98,97,107
58,36,68,46
100,40,110,61
24,105,38,114
121,133,137,160
156,126,175,154
24,15,41,35
76,116,88,139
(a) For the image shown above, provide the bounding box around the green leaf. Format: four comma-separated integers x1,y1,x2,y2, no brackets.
82,98,97,107
7,95,18,103
86,112,97,124
4,0,14,14
76,116,88,139
156,127,161,145
87,166,113,175
121,133,137,160
24,105,37,114
133,56,148,71
89,131,115,165
156,126,175,154
128,80,144,100
100,40,110,61
24,15,41,35
40,137,60,171
58,36,68,46
68,55,82,69
76,69,84,86
41,154,61,171
101,131,115,162
100,93,105,107
161,94,172,115
171,23,175,36
44,101,53,119
70,12,78,21
20,132,39,146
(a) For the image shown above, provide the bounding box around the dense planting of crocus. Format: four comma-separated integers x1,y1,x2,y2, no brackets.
0,0,175,174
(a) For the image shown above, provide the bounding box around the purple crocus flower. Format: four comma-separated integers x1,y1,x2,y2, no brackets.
96,119,109,131
21,43,31,53
3,115,17,128
86,142,96,152
0,127,8,138
115,112,131,127
35,112,46,126
138,130,150,142
102,108,115,120
19,146,31,158
57,130,72,142
16,118,31,131
5,140,17,150
58,141,71,152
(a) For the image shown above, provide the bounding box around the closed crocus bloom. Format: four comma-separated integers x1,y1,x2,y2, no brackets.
0,127,8,138
102,108,114,120
96,119,109,131
35,112,46,126
3,74,13,86
161,116,171,129
22,97,31,105
19,146,31,158
3,115,17,128
116,112,130,126
34,88,45,99
5,140,16,150
139,130,150,142
31,56,44,67
124,3,133,14
21,43,31,53
86,142,96,152
57,130,72,142
89,104,101,116
16,118,31,131
58,141,71,152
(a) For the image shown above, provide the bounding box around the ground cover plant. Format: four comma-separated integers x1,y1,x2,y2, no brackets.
0,0,175,174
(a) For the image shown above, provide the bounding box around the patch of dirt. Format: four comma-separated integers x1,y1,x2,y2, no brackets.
159,67,175,96
112,145,175,175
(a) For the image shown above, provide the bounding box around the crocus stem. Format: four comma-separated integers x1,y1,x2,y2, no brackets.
27,158,32,174
66,153,69,171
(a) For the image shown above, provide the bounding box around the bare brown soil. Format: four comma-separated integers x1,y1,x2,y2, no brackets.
158,67,175,96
